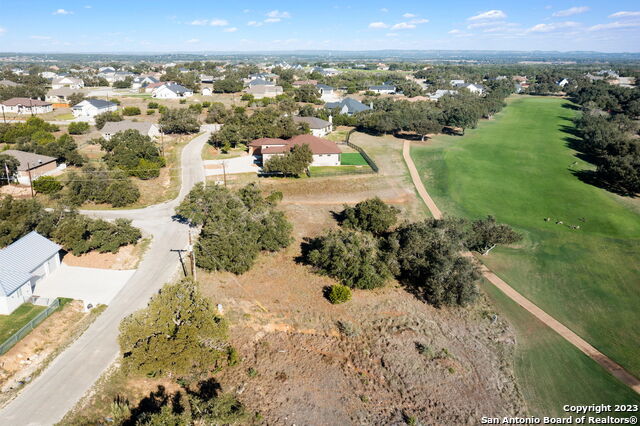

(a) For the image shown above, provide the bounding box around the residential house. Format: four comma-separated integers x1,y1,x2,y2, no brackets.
428,90,458,101
2,150,60,185
200,75,215,83
51,76,84,90
152,83,194,99
0,232,62,315
45,87,80,104
293,116,333,137
557,78,569,88
249,134,341,167
247,78,273,88
368,84,396,94
325,97,371,116
450,79,465,86
1,98,53,115
457,83,485,94
292,80,318,87
101,121,161,140
144,81,166,93
72,99,118,118
245,85,284,99
39,71,58,80
131,76,159,90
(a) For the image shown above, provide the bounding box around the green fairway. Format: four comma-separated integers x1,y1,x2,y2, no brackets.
410,96,640,410
340,152,368,165
0,303,46,342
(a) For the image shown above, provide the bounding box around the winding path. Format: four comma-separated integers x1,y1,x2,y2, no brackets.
402,140,640,394
0,131,210,425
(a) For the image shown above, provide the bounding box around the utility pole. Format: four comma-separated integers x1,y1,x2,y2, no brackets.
1,105,6,124
26,162,34,198
222,160,227,187
188,229,197,281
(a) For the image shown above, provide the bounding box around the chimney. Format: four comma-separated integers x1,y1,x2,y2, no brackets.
369,102,373,110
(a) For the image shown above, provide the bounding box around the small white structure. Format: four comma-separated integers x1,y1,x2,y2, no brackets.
1,98,52,115
72,99,117,118
0,232,61,315
152,83,193,99
450,79,465,86
368,84,396,94
101,121,161,140
51,76,84,90
201,87,212,96
293,116,333,137
557,78,570,88
428,89,458,101
457,83,485,94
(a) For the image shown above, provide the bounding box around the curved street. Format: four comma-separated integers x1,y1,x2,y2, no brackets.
0,131,210,426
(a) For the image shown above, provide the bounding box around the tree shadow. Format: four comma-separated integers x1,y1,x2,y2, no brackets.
295,236,321,265
562,103,581,111
571,170,636,197
123,385,178,426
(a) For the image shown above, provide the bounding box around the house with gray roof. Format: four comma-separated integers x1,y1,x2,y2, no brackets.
152,83,193,99
325,97,371,116
293,116,333,137
368,84,396,94
0,231,61,315
2,149,60,185
101,120,161,140
72,99,118,118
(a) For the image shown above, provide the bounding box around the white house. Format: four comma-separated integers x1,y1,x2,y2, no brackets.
325,98,371,116
131,76,159,90
293,116,333,137
450,79,465,86
557,78,570,88
51,76,84,90
45,87,79,104
368,84,396,94
1,98,53,115
428,89,458,101
101,121,161,140
72,99,118,118
152,83,194,99
249,134,341,167
457,83,485,94
0,232,61,315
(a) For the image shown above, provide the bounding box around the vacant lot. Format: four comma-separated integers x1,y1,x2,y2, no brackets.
411,96,640,413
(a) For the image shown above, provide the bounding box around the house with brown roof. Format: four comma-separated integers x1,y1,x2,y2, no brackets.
2,150,61,185
249,134,341,167
1,98,53,115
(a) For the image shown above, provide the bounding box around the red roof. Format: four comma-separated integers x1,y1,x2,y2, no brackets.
250,134,341,155
1,97,51,107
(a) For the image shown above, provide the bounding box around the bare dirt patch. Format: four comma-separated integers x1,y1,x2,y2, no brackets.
61,240,148,270
0,301,95,402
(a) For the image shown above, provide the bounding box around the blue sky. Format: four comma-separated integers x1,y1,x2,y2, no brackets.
1,1,639,52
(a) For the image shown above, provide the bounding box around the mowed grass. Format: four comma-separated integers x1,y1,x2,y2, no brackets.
340,152,368,165
0,303,46,342
410,96,640,408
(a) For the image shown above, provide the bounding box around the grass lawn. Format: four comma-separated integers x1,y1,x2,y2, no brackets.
0,303,46,342
340,152,368,166
309,164,372,177
410,96,640,410
54,113,75,121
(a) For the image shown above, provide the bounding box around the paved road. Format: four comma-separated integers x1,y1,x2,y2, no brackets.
402,140,640,394
0,132,209,425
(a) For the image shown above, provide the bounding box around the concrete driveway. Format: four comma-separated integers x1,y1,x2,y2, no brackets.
204,155,260,176
34,263,135,307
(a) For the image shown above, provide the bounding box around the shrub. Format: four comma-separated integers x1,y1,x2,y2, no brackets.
179,98,186,104
159,108,200,134
326,284,352,304
67,121,90,135
122,106,141,116
33,176,62,194
202,101,211,108
146,109,155,115
94,111,122,130
147,101,160,109
263,144,313,177
241,93,254,101
341,197,399,235
188,103,203,114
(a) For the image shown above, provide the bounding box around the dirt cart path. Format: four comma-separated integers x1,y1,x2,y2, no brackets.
402,140,640,394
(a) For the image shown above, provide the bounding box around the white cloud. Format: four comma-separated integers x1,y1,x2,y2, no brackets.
209,19,229,26
527,21,580,32
467,21,504,29
30,35,52,39
410,18,429,24
224,27,238,32
386,32,399,37
186,38,200,43
448,29,461,34
52,8,73,15
608,11,640,18
589,21,640,31
84,5,92,8
380,8,388,13
189,19,209,26
0,27,6,35
247,21,263,27
264,18,281,23
552,6,589,17
391,22,416,30
266,10,291,19
369,22,389,29
468,10,506,21
403,13,416,18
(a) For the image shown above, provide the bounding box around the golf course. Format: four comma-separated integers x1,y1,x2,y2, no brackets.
410,96,640,415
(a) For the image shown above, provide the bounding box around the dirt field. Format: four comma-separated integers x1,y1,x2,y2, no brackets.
0,301,103,406
61,239,149,270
